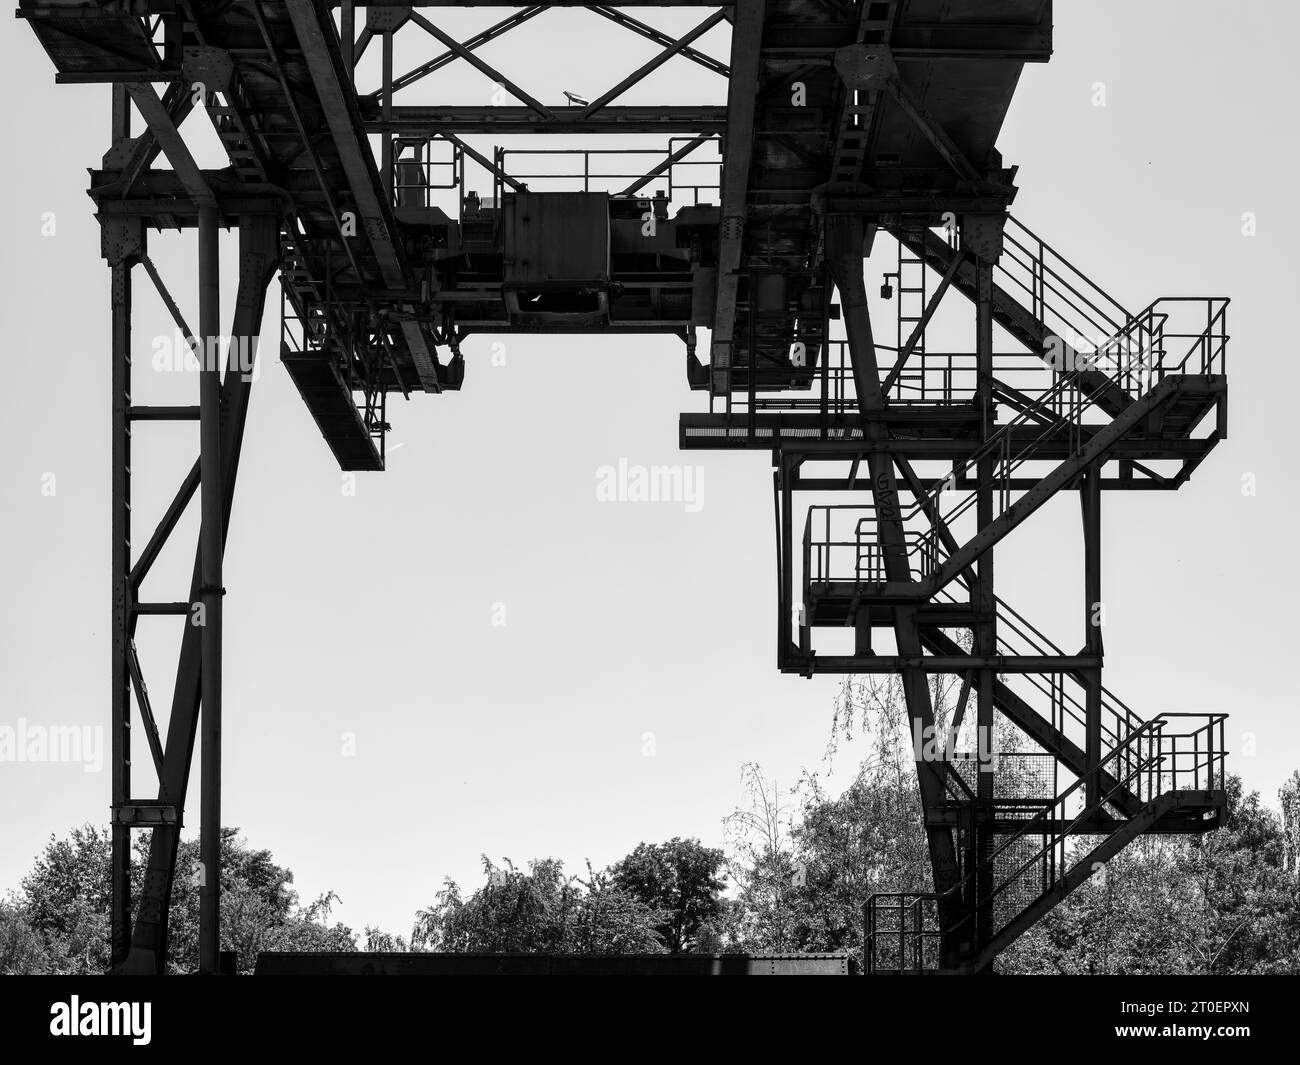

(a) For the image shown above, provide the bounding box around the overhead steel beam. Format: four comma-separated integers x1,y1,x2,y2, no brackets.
817,194,1011,215
250,5,370,293
796,655,1103,673
286,0,408,289
335,1,733,5
360,104,727,133
891,18,1052,63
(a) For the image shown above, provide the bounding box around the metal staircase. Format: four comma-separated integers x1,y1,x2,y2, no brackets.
857,219,1228,971
866,712,1227,974
685,209,1230,973
802,289,1228,606
892,218,1138,417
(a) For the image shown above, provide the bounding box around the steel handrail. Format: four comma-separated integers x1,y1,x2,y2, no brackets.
864,712,1227,968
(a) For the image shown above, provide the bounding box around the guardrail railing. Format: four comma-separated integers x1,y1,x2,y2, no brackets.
864,712,1227,972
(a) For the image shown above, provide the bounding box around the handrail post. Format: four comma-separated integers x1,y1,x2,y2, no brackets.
900,898,907,972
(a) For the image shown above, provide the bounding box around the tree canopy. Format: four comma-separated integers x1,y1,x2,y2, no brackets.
607,838,727,953
3,825,355,974
6,683,1298,974
412,857,666,954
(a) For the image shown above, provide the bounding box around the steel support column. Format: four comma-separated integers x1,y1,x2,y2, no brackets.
117,215,278,974
825,214,962,959
1082,467,1103,802
779,455,795,662
381,27,394,203
973,252,997,962
197,203,222,975
109,84,134,971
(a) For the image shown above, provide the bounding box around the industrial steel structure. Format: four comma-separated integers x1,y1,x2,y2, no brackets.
18,0,1229,974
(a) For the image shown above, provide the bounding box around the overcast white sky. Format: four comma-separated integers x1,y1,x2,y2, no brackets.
2,1,1298,939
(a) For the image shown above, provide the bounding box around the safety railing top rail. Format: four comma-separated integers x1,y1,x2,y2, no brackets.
997,215,1135,354
496,139,722,207
1130,297,1229,379
802,505,936,584
735,340,1066,415
804,504,924,556
392,138,460,209
727,296,1224,426
804,499,958,585
852,532,941,583
1043,297,1228,402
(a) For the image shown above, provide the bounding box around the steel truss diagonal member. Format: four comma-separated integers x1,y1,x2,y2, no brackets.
579,7,728,117
825,214,963,963
114,215,278,976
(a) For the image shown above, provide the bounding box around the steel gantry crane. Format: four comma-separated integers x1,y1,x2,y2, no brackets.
18,0,1229,974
